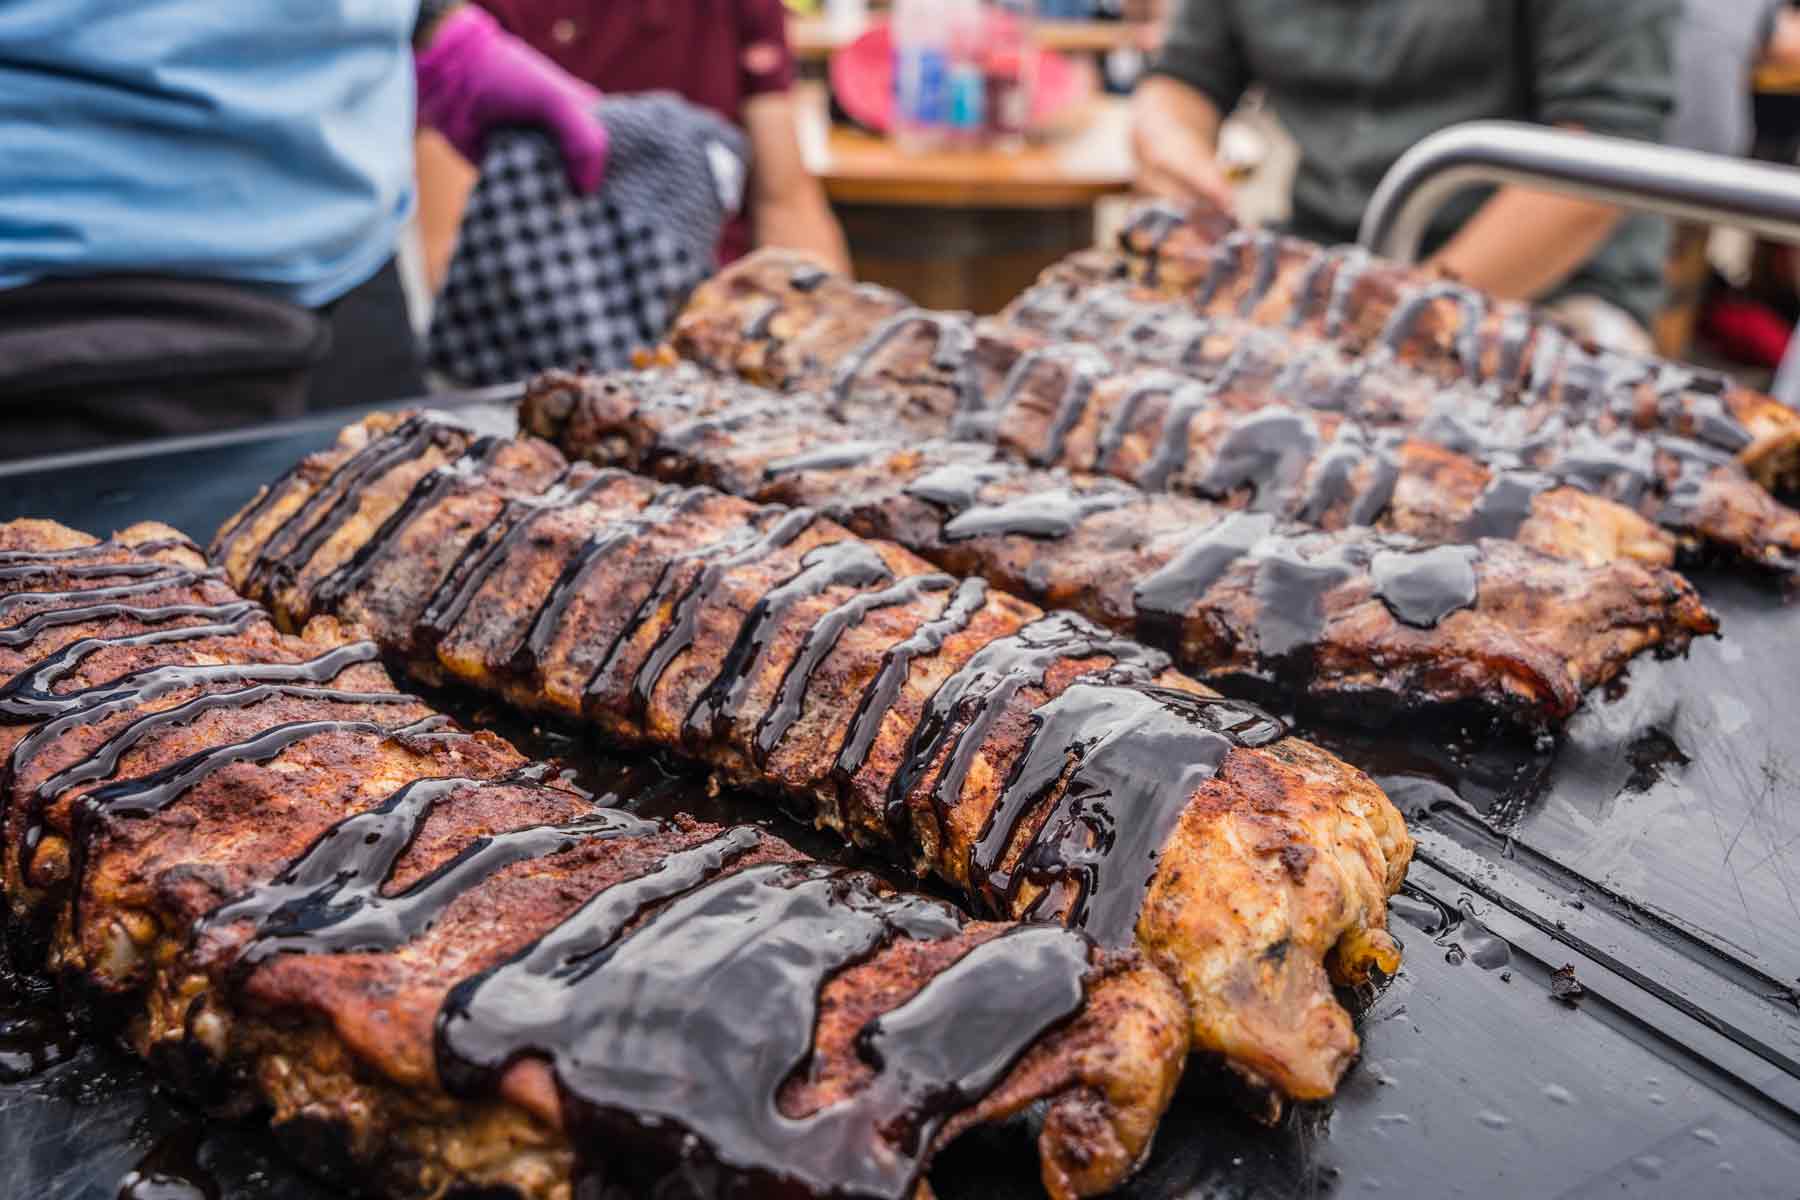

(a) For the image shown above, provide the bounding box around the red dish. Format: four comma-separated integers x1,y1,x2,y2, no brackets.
829,17,1090,136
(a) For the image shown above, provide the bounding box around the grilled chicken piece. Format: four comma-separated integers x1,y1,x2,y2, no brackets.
523,367,1718,727
673,249,1800,578
213,414,1415,1105
1,518,1190,1200
1111,205,1800,497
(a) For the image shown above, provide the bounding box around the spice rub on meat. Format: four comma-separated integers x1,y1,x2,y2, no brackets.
671,247,1800,578
214,415,1415,1105
1109,204,1800,504
1,517,1189,1200
523,365,1717,729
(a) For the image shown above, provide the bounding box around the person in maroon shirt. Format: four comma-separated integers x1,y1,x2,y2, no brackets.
477,0,849,268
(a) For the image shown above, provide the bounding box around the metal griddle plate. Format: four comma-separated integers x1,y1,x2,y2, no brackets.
2,401,1798,1199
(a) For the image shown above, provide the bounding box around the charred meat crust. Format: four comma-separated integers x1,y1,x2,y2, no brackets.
213,414,1413,1105
521,367,1718,729
1109,207,1800,504
1,517,1189,1200
670,247,1800,579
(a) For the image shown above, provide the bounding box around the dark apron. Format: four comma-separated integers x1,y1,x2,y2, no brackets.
0,262,425,461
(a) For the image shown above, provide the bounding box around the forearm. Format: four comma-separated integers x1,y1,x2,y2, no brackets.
1134,74,1222,149
1131,75,1231,209
753,185,850,274
743,91,850,272
1427,178,1621,301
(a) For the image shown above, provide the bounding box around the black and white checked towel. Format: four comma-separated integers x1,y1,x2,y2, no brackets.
428,91,749,386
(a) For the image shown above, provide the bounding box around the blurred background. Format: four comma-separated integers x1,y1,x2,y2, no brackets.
409,0,1800,377
8,0,1800,455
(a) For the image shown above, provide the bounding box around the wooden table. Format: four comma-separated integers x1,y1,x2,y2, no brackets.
795,81,1134,311
788,15,1151,62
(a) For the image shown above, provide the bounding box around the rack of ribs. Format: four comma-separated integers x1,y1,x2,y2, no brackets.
1111,204,1800,496
671,250,1800,578
521,366,1716,727
213,414,1415,1107
1,517,1192,1200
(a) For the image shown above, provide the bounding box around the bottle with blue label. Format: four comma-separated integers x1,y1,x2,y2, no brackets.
946,0,987,145
893,0,949,152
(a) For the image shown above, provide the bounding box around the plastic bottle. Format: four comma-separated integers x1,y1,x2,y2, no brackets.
945,0,987,147
986,0,1037,149
892,0,949,153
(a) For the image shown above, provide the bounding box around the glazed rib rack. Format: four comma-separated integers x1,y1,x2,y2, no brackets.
0,518,1191,1200
522,366,1716,728
670,249,1800,578
1111,204,1800,497
213,412,1414,1106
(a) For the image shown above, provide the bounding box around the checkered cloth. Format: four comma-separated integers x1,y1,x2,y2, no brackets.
428,91,749,386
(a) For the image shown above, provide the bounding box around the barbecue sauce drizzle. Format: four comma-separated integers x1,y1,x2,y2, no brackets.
436,848,1094,1199
1117,216,1759,463
830,310,985,420
682,539,894,745
4,536,1107,1200
543,378,1493,701
1025,262,1765,554
235,420,1326,951
236,415,459,598
307,434,510,613
755,572,955,767
414,462,612,653
0,546,466,941
237,419,1290,942
207,774,658,978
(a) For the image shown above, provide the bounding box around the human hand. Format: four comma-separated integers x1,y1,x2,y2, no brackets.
415,5,609,193
1130,77,1235,215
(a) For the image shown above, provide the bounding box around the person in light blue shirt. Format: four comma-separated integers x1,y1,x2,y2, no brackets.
0,0,608,458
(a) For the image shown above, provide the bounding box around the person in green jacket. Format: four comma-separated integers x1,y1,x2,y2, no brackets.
1132,0,1679,351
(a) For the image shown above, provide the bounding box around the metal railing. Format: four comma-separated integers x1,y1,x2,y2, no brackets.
1356,120,1800,404
1357,120,1800,262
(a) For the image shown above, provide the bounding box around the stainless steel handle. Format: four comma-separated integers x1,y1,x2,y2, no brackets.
1357,120,1800,263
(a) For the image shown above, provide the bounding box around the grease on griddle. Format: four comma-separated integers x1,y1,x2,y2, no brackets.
0,946,75,1083
116,1126,218,1200
1619,728,1690,795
